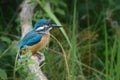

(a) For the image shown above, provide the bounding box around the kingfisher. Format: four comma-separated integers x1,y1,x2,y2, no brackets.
18,19,61,57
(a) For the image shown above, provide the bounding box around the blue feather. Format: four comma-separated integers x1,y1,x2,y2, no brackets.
18,30,43,48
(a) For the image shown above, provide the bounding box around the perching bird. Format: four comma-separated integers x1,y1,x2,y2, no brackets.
18,19,61,57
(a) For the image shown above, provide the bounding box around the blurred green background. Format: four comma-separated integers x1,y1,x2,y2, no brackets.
0,0,120,80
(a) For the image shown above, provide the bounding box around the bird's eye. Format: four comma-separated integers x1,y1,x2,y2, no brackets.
47,24,52,27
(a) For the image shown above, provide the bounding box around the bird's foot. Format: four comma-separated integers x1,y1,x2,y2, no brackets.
32,52,45,66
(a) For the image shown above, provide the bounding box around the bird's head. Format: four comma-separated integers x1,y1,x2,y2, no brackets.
33,19,61,32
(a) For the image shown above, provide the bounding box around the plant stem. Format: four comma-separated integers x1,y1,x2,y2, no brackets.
104,21,109,80
71,0,77,80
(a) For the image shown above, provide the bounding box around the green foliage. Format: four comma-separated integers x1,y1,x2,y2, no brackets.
54,8,65,16
15,51,36,80
1,36,11,44
0,68,7,80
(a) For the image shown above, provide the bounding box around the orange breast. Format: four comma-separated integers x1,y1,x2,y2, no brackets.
29,31,50,54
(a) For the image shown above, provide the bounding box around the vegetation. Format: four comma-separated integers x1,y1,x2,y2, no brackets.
0,0,120,80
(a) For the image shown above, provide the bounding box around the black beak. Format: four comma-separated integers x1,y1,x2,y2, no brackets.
50,24,62,28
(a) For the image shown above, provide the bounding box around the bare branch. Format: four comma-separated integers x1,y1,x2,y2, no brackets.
19,0,37,38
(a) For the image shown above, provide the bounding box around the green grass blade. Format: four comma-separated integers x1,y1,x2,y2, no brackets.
110,36,117,79
116,28,120,80
104,21,109,80
71,0,77,80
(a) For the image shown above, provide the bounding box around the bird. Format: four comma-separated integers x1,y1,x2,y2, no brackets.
18,19,61,57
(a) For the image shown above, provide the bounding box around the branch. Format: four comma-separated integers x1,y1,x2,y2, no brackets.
19,0,48,80
28,52,48,80
19,0,37,38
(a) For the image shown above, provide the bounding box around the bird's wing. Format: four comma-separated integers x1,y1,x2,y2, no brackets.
18,30,43,48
